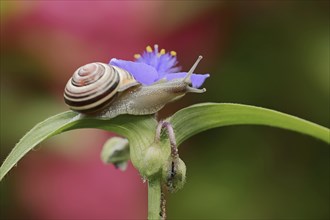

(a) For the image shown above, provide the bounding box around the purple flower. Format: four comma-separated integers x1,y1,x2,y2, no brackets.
109,45,209,88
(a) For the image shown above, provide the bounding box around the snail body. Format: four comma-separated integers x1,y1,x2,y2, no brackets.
64,56,205,118
100,77,203,118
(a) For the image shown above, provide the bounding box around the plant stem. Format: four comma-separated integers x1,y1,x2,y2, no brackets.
148,178,161,220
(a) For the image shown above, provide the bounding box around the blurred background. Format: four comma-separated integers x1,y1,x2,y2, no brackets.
0,1,329,219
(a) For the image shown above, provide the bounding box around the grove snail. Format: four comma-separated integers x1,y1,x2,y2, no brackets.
64,56,206,118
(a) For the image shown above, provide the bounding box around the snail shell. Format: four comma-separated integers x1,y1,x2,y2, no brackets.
64,62,139,114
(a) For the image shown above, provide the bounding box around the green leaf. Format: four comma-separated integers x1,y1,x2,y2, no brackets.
169,103,329,145
1,103,329,181
0,111,158,181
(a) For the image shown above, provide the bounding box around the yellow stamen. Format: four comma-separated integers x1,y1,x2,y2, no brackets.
146,45,153,52
170,51,177,56
160,49,166,55
134,54,141,59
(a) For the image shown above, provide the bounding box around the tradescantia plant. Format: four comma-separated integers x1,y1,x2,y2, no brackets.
0,45,329,220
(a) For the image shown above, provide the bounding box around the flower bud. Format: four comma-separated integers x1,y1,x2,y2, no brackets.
141,145,163,178
163,158,186,193
100,137,129,171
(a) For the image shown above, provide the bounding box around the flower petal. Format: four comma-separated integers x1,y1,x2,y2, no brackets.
110,58,159,85
135,45,180,77
164,72,210,88
164,72,186,81
157,53,180,75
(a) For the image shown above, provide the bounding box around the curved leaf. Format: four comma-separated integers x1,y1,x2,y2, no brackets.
169,103,329,145
0,111,157,181
1,103,329,181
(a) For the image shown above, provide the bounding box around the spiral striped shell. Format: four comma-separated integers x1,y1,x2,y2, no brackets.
64,62,139,114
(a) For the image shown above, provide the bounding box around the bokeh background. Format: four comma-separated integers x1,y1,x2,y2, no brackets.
0,1,329,219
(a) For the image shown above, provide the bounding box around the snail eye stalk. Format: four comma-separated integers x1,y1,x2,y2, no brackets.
183,55,203,84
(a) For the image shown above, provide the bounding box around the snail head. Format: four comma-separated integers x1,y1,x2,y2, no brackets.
183,56,206,93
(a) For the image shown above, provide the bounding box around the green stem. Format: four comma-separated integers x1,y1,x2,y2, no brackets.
148,178,161,220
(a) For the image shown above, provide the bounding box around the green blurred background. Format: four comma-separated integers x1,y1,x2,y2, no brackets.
1,1,329,219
